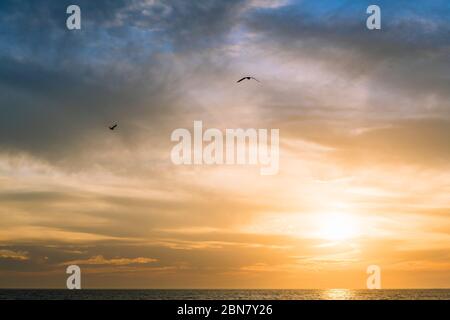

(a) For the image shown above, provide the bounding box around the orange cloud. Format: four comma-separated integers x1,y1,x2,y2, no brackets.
62,255,158,266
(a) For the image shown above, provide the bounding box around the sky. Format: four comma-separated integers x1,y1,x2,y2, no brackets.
0,0,449,289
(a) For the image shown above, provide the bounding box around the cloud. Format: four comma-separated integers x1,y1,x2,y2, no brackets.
0,249,29,261
282,118,450,168
62,255,157,266
244,0,450,118
0,0,252,168
0,0,449,289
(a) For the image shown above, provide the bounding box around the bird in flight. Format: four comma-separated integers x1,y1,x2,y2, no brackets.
109,123,118,130
237,76,260,83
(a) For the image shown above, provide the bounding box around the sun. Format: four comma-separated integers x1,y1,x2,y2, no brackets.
315,212,360,241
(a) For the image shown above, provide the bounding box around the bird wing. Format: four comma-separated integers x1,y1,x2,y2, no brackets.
237,77,246,83
250,77,260,82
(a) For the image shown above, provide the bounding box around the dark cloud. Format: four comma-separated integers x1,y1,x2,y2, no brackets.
0,0,251,167
1,0,449,168
0,52,176,165
245,0,450,111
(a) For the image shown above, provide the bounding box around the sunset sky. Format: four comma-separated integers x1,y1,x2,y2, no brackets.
0,0,449,289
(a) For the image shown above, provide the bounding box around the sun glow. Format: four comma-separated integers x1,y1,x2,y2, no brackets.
316,213,360,241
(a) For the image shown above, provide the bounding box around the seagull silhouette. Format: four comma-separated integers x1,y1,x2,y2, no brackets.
237,76,260,83
109,123,118,130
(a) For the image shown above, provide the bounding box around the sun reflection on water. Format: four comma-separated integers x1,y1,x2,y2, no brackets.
321,289,355,300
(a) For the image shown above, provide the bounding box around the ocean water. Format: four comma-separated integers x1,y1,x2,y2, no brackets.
0,289,449,300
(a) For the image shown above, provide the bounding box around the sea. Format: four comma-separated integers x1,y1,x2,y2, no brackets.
0,289,449,300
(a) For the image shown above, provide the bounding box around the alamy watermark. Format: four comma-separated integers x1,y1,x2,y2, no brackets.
366,5,381,30
66,265,81,289
66,5,81,30
65,4,380,31
171,121,279,175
